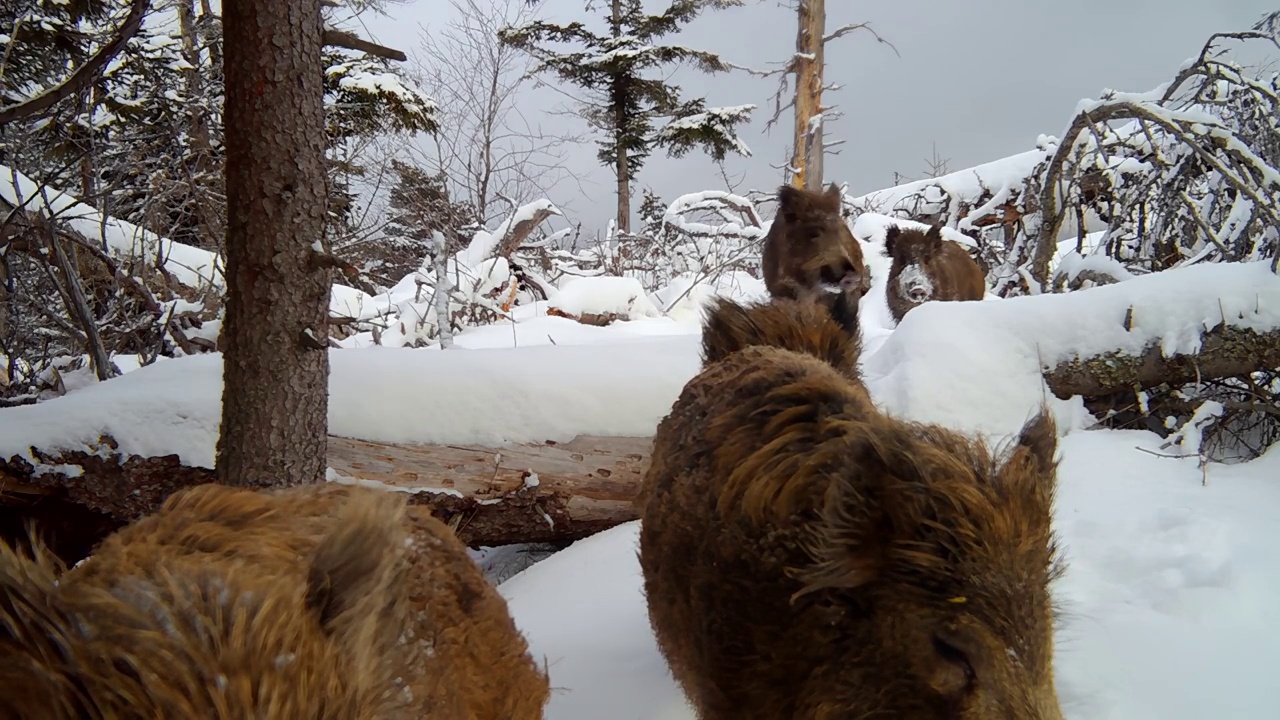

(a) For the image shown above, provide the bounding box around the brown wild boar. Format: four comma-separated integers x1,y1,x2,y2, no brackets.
762,183,871,303
638,295,1065,720
0,482,549,720
883,223,986,324
698,291,861,379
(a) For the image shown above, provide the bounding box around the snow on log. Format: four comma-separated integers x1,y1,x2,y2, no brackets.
1045,325,1280,399
844,145,1055,232
862,259,1280,440
0,340,696,560
545,275,663,325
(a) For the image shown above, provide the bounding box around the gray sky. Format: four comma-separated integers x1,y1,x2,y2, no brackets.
359,0,1277,232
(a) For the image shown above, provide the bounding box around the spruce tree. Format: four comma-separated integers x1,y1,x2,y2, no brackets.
499,0,754,233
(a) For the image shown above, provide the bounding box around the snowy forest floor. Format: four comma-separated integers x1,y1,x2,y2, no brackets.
2,230,1277,720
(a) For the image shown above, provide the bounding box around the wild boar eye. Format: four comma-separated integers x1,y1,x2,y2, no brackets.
932,634,976,690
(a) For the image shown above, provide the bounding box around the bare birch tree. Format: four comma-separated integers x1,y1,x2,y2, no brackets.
415,0,580,225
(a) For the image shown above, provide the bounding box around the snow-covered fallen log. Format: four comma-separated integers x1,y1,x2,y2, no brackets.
0,339,695,559
1046,324,1280,399
2,259,1277,562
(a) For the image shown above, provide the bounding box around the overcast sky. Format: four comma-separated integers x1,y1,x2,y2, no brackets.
358,0,1276,231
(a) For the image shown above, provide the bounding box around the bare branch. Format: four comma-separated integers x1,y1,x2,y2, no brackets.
322,28,408,62
823,21,901,56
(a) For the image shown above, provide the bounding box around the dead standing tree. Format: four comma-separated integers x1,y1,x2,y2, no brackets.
741,1,897,189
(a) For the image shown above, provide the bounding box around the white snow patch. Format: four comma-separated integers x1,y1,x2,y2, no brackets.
549,276,663,320
500,430,1280,720
0,338,702,467
651,271,768,323
861,259,1280,440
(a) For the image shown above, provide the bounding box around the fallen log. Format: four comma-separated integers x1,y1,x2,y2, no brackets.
1044,324,1280,399
1,434,651,565
326,434,649,546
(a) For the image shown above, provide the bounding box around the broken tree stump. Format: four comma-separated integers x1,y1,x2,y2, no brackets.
1,434,652,566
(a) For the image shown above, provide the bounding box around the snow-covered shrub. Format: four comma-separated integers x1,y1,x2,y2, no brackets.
547,276,663,324
846,18,1280,300
545,187,765,301
375,199,567,347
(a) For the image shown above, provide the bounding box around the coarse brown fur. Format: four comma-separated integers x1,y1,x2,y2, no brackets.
883,223,987,324
762,184,871,304
638,296,1065,720
699,292,860,377
0,482,550,720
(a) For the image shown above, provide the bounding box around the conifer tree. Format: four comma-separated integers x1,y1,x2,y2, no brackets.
499,0,754,233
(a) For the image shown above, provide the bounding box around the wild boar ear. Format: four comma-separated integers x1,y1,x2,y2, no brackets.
1001,409,1059,507
1013,409,1057,474
820,183,843,212
823,289,860,337
882,224,901,256
305,489,407,648
792,421,930,599
922,224,945,253
775,184,808,224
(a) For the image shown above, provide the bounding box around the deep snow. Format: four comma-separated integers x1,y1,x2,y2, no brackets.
500,430,1280,720
0,211,1276,719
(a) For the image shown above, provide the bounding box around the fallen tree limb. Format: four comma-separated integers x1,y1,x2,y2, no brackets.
322,29,408,62
1044,324,1280,399
1,433,650,564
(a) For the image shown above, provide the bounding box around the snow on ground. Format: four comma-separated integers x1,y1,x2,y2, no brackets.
549,275,664,320
850,212,1003,357
1,218,1277,719
0,335,700,467
650,270,769,322
501,430,1280,720
5,257,1276,472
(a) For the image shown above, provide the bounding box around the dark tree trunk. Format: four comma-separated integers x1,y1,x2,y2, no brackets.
217,0,331,488
610,0,630,234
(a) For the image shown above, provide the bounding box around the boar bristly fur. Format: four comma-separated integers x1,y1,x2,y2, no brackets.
639,297,1065,720
699,292,860,377
0,482,550,720
762,184,871,304
882,223,987,323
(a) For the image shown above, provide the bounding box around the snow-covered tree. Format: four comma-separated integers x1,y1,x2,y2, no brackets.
352,158,477,281
498,0,756,233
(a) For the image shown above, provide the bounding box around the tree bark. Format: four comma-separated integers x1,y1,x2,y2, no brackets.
611,0,631,234
175,0,222,251
1,434,650,564
217,0,332,487
791,0,824,190
1045,325,1280,399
